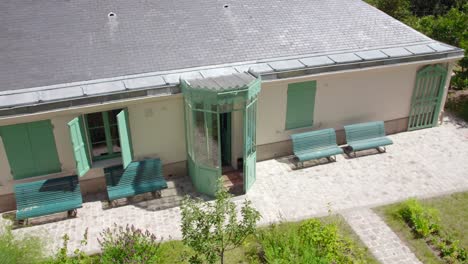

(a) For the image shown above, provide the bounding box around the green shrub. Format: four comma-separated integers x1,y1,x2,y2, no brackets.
398,198,440,238
258,219,368,264
438,238,467,263
0,224,46,264
398,198,467,263
98,224,162,264
46,229,94,264
299,219,367,263
445,94,468,122
258,224,326,264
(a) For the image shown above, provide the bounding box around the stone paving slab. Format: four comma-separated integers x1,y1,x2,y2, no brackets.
2,115,468,256
342,208,422,264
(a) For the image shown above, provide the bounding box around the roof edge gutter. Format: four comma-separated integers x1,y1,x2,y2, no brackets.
258,49,464,82
0,49,464,118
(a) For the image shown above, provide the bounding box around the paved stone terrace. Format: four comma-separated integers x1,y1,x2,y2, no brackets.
343,209,422,264
3,115,468,257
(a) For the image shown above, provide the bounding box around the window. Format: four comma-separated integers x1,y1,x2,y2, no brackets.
68,108,134,177
0,120,61,179
285,81,317,130
84,109,122,161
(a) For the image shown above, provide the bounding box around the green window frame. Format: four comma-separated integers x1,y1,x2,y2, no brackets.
285,81,317,130
84,109,123,161
0,120,61,180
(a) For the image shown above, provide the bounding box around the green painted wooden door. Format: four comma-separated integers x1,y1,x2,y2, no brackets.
243,100,257,193
68,117,91,177
117,109,134,169
408,65,448,131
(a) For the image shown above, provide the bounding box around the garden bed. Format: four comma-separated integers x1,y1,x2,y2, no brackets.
0,215,377,264
375,192,467,264
158,215,378,264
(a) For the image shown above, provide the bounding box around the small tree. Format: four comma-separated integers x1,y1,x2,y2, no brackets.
180,186,261,264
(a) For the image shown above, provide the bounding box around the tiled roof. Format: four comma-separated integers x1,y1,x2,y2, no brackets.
2,0,434,92
0,0,464,113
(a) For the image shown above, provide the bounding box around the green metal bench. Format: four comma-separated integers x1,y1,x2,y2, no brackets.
344,121,393,157
290,128,344,167
14,175,83,222
104,158,168,203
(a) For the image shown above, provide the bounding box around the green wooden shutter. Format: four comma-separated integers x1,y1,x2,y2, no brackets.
0,124,36,179
285,81,317,130
117,109,134,169
68,117,91,176
0,120,61,179
27,121,61,176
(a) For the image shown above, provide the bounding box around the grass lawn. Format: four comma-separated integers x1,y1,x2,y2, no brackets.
375,192,468,264
158,215,378,264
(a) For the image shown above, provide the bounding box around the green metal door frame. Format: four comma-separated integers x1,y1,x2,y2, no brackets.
220,112,232,166
408,65,448,131
181,74,261,196
243,98,257,193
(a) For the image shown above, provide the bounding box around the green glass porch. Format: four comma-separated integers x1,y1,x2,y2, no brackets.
181,73,261,196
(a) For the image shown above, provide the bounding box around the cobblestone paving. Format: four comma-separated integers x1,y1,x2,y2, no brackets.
343,208,422,264
246,116,468,223
3,116,468,256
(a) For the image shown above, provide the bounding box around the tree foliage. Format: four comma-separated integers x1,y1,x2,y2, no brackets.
180,186,261,264
366,0,468,89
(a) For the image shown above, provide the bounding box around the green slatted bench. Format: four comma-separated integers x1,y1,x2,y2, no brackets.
14,175,83,223
344,121,393,157
104,158,168,204
290,128,344,168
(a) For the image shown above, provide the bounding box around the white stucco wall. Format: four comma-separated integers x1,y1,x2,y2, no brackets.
257,63,434,145
128,96,186,163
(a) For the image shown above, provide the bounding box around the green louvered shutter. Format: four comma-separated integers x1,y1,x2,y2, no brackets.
117,109,134,169
285,81,317,130
68,117,90,176
0,120,61,179
0,124,36,179
27,121,61,176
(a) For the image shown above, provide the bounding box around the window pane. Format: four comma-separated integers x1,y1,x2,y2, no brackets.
86,109,122,159
108,109,121,125
192,111,219,168
91,142,109,157
87,112,104,128
193,110,208,165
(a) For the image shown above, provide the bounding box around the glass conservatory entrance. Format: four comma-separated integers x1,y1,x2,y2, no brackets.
181,73,261,196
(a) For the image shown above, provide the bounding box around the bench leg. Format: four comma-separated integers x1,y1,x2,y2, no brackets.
152,191,162,198
377,146,386,153
17,219,27,226
108,200,118,208
67,209,77,218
